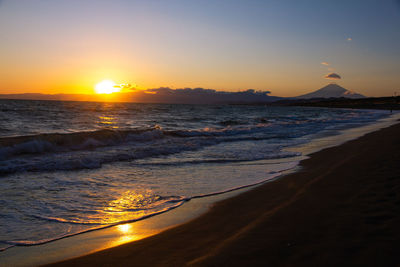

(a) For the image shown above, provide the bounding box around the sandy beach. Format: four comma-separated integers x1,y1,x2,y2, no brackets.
44,122,400,266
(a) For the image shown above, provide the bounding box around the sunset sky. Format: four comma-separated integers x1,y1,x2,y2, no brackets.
0,0,399,97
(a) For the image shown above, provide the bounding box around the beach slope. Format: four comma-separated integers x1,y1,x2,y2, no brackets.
47,123,400,266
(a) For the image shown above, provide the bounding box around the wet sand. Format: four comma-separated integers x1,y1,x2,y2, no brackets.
47,123,400,266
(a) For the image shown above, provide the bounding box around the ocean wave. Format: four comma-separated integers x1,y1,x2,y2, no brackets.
0,124,275,159
1,114,377,161
134,151,301,166
219,119,247,126
0,110,387,176
168,123,272,137
0,128,165,160
0,136,301,175
0,124,287,175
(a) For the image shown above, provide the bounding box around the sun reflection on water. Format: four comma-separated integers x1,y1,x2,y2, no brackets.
98,115,118,128
93,190,159,225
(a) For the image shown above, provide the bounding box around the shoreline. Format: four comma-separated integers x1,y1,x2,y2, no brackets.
47,119,400,266
0,112,398,266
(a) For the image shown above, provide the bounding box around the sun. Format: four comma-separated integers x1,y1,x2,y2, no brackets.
95,80,121,94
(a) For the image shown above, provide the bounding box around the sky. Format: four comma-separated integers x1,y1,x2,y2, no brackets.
0,0,399,97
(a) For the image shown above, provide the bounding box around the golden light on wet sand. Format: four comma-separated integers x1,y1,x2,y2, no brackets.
107,223,140,247
117,224,132,234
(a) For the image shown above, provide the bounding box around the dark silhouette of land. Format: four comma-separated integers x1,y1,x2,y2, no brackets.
274,96,400,110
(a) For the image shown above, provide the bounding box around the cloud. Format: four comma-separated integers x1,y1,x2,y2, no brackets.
113,83,136,91
146,87,272,96
324,73,341,80
347,37,352,41
321,62,330,66
131,87,279,104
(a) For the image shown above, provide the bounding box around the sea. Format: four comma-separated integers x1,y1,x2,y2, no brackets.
0,99,390,252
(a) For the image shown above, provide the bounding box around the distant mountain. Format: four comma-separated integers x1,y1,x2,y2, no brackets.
297,83,365,99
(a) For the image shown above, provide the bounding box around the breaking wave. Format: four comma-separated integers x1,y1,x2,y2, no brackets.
0,124,303,175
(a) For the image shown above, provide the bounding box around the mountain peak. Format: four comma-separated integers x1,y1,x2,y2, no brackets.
297,84,365,99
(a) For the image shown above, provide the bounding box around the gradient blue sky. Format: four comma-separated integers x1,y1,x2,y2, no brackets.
0,0,399,96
